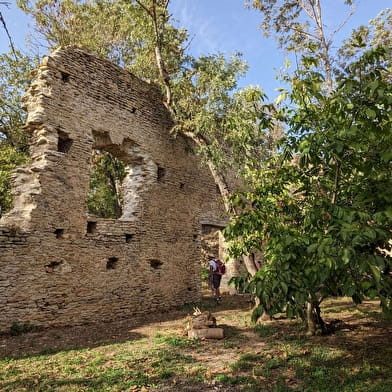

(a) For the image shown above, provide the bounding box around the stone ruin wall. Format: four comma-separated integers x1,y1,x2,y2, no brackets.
0,47,227,332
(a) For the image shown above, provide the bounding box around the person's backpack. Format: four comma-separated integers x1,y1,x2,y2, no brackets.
215,259,226,275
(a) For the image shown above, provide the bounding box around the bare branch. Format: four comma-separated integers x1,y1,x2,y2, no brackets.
328,6,356,47
299,0,317,22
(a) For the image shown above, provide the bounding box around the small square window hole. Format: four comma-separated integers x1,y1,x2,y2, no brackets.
125,233,134,243
107,257,119,270
87,221,97,234
54,228,64,239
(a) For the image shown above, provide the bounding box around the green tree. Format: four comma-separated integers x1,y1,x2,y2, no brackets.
88,151,126,218
0,143,29,215
135,1,278,274
238,0,392,321
246,0,356,89
17,0,188,85
0,51,35,150
226,47,392,334
338,8,392,79
0,50,36,214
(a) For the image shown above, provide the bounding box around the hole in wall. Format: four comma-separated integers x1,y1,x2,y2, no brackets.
89,133,153,221
88,150,126,219
87,221,97,234
180,182,185,190
150,259,163,269
57,131,73,153
125,233,133,243
54,228,64,239
157,167,166,182
216,184,220,195
61,71,70,82
130,107,136,113
200,224,224,269
107,257,119,270
45,260,62,273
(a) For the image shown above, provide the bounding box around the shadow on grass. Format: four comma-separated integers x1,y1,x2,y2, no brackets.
0,293,251,360
258,313,392,391
0,372,152,392
2,375,242,392
181,293,253,313
286,335,392,392
204,298,392,392
217,324,392,392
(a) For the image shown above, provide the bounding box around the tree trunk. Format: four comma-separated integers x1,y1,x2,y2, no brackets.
242,254,259,277
306,299,327,335
306,301,317,335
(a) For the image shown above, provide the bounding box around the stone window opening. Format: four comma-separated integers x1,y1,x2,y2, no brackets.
45,260,62,273
157,167,165,182
180,182,185,190
125,233,133,243
106,257,119,270
89,133,157,221
200,223,225,268
57,131,73,153
88,149,126,219
54,228,64,239
150,259,163,269
87,221,97,234
61,71,70,83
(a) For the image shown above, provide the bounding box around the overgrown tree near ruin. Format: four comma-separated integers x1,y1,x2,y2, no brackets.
88,151,126,219
0,51,36,214
224,0,392,333
246,0,357,90
226,45,392,335
338,8,392,80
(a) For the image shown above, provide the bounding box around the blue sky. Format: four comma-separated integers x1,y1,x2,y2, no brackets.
1,0,391,98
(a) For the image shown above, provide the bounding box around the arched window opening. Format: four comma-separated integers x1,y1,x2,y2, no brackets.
88,132,157,221
87,150,126,218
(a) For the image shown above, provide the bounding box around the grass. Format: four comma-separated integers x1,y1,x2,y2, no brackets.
0,297,391,391
0,344,199,391
254,323,278,337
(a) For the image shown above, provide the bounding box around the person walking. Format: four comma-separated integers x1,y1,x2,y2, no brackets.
208,258,225,302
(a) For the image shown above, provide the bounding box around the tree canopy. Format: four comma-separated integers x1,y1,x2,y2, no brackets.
0,50,37,214
226,45,392,334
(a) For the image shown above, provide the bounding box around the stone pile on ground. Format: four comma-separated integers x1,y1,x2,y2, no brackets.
187,307,224,339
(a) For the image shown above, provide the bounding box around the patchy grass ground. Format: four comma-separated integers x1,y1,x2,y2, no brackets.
0,294,391,392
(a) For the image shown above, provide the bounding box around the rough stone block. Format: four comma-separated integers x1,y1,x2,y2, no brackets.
188,327,224,339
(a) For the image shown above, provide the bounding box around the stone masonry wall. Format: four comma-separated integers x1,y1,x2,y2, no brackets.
0,47,227,332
